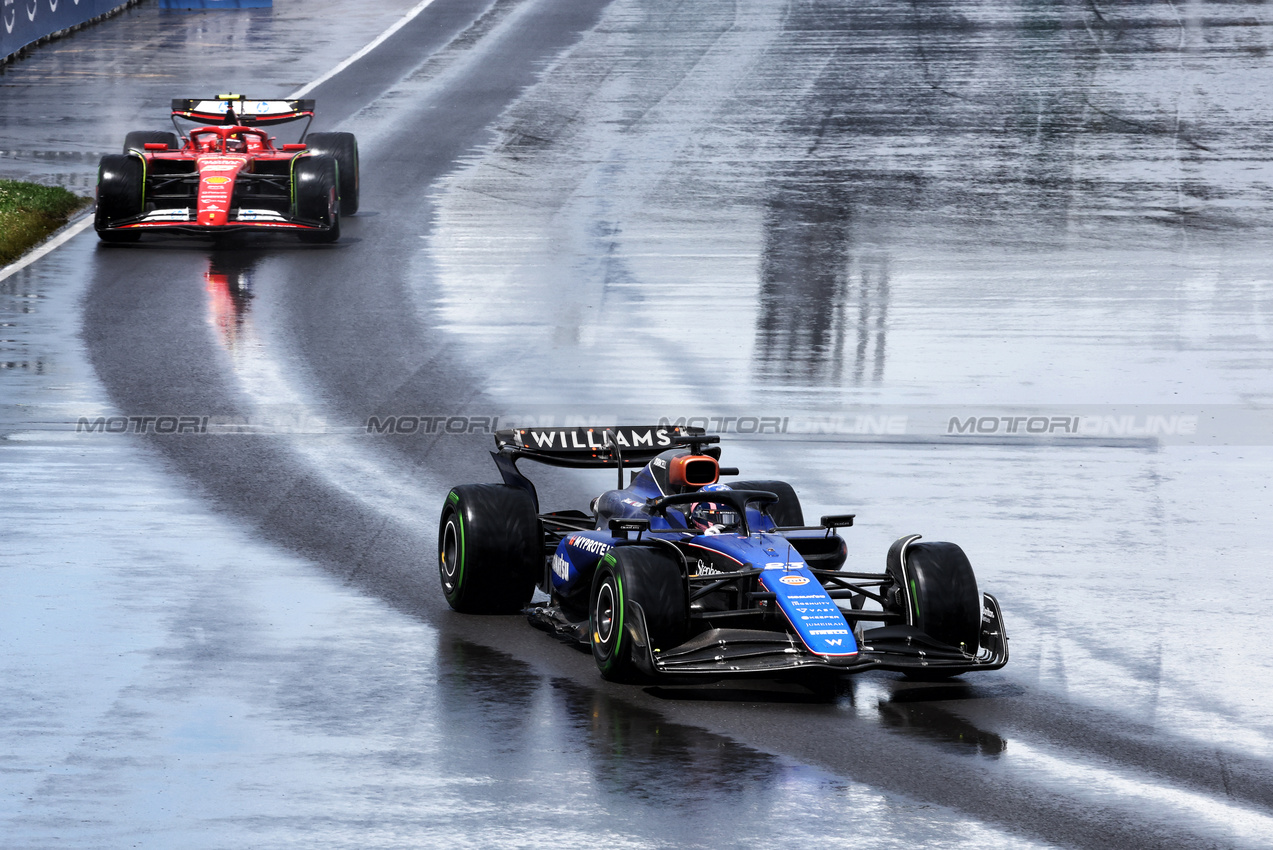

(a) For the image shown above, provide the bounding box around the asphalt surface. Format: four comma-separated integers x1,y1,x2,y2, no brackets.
4,1,1273,847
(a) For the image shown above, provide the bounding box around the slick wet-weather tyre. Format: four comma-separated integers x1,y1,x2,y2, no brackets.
304,132,359,214
123,130,178,153
295,154,340,243
590,546,688,682
730,480,803,526
95,154,144,243
438,484,540,614
886,538,982,652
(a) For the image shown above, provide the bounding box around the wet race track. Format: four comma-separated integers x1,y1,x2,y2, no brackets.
3,0,1273,846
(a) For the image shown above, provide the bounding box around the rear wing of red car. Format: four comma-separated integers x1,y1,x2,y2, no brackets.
170,95,315,127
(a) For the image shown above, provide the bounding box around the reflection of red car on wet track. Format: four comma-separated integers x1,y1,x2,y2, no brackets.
95,94,358,243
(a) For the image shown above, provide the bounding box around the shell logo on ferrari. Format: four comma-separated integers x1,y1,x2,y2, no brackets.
203,176,231,185
778,575,810,586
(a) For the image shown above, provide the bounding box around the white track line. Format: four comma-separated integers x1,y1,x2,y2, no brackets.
0,214,93,283
0,0,439,282
289,0,439,99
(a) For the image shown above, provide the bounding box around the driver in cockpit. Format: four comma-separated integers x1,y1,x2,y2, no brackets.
686,482,739,535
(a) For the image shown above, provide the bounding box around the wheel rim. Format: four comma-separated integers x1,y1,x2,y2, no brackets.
595,579,617,646
440,517,460,593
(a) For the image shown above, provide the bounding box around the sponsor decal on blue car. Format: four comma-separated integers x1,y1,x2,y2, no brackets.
760,571,858,656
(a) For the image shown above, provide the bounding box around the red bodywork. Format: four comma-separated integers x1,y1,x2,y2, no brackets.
112,125,321,235
96,97,348,242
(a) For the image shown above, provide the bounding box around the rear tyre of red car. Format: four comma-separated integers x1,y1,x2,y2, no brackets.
295,155,341,243
123,130,179,153
590,546,688,682
886,537,982,668
95,154,144,243
437,484,541,614
729,479,804,527
304,132,359,215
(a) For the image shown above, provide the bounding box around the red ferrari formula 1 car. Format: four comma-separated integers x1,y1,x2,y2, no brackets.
95,94,358,243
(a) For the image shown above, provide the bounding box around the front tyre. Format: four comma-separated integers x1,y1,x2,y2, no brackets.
437,484,540,613
304,132,359,214
886,537,982,653
95,154,144,242
590,547,688,682
295,154,340,243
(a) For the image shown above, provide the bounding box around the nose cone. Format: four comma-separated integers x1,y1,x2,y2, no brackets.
196,155,248,227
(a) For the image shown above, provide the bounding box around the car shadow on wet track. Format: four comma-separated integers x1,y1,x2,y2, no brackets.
877,682,1013,757
93,237,359,252
434,636,833,805
644,684,843,705
647,676,1013,757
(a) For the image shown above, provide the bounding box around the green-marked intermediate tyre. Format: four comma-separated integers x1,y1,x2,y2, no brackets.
589,546,688,682
95,154,144,243
437,484,540,613
295,154,340,243
886,536,982,652
730,479,803,527
304,131,359,214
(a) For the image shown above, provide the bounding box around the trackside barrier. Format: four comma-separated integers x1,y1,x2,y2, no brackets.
2,1,274,65
2,0,143,64
158,1,270,8
1,0,269,65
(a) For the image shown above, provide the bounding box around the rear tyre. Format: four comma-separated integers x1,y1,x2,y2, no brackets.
437,484,540,614
123,130,179,153
304,132,359,214
886,537,982,652
95,154,144,242
294,155,340,243
590,546,688,682
729,479,803,526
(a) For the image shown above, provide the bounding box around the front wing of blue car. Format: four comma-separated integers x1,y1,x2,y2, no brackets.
622,593,1008,680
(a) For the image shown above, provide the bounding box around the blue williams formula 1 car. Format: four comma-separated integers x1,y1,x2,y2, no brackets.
437,426,1008,684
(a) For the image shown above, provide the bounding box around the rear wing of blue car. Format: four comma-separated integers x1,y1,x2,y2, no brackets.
492,425,711,510
493,425,705,467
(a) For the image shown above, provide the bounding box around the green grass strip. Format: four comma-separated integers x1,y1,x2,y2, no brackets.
0,179,90,266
